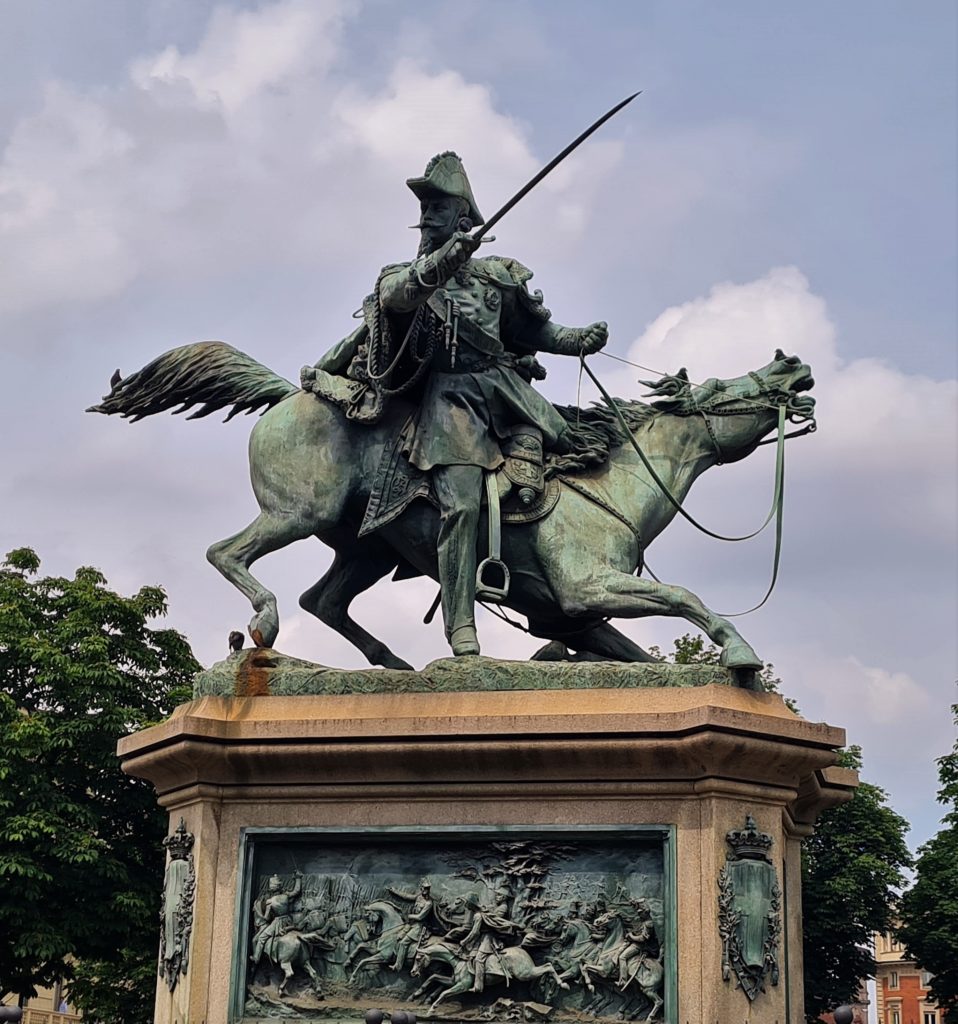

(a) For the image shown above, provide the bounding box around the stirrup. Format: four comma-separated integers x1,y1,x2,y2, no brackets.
475,557,510,603
477,470,510,603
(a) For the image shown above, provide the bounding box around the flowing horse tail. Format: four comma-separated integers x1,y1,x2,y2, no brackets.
87,341,298,421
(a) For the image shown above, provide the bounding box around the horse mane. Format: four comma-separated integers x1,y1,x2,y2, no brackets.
547,399,656,477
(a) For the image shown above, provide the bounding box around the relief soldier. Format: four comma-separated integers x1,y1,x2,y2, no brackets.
388,879,437,971
250,871,303,967
447,888,522,993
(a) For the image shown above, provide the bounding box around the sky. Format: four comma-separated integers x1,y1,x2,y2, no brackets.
1,0,955,863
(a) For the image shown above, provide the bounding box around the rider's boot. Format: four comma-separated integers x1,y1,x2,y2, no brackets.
433,465,483,657
390,941,408,971
471,955,486,993
450,625,480,656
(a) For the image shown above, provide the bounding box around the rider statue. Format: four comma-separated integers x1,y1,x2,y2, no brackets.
303,152,609,657
447,887,521,992
388,879,437,971
250,871,303,966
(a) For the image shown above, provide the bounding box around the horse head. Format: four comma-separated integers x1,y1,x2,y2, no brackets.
643,349,816,464
592,907,623,933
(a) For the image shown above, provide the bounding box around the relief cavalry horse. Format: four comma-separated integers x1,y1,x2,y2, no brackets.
580,909,664,1021
90,343,815,672
344,901,407,984
264,928,332,998
410,937,569,1012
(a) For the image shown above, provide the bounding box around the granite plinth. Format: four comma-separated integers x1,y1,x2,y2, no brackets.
122,664,857,1024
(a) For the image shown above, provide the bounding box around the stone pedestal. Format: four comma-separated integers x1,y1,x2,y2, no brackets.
120,668,856,1024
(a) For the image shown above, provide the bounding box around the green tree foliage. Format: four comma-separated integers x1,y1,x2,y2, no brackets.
648,631,785,695
897,701,958,1014
801,745,911,1022
0,548,199,1019
654,635,912,1022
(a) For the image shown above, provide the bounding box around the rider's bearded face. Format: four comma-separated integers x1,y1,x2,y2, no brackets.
417,195,464,255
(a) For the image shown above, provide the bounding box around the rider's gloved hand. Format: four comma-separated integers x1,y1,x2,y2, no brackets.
578,322,608,354
435,231,481,278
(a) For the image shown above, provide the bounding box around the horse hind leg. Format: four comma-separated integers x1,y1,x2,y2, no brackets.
278,960,295,996
529,619,658,663
643,989,663,1021
207,512,313,647
303,959,324,996
299,542,413,670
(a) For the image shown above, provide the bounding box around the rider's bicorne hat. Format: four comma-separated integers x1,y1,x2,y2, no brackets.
406,152,484,228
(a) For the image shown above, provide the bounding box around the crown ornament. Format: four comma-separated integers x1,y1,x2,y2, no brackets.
163,817,195,860
725,815,774,861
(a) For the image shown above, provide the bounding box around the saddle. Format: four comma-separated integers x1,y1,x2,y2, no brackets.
358,422,562,606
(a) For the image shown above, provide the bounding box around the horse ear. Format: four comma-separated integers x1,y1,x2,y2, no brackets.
639,367,691,397
640,367,693,411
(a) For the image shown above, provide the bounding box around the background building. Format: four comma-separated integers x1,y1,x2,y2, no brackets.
874,931,948,1024
2,982,80,1024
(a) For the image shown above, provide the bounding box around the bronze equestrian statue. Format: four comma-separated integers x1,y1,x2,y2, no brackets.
89,145,816,675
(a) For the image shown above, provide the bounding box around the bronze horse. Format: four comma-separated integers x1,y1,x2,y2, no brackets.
90,344,815,675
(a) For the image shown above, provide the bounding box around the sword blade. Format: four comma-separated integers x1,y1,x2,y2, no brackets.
473,91,641,240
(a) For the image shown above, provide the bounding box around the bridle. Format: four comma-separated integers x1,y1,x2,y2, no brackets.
697,371,817,465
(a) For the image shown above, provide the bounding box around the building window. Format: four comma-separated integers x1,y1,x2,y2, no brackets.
921,970,934,987
890,1010,900,1024
889,970,899,988
923,1012,938,1024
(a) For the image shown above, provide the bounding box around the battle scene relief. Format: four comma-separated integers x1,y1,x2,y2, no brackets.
242,836,668,1022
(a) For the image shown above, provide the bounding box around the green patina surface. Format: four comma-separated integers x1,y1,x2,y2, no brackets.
192,648,736,698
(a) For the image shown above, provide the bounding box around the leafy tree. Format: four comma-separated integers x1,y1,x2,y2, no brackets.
654,635,912,1022
648,631,788,699
897,701,958,1014
800,745,911,1022
0,548,198,1020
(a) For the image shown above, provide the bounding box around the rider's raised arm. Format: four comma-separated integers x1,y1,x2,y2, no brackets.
379,232,479,312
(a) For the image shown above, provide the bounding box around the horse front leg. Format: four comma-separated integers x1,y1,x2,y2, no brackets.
348,952,383,985
299,541,413,670
207,511,313,647
411,971,449,1002
551,569,763,683
428,974,473,1014
531,962,570,991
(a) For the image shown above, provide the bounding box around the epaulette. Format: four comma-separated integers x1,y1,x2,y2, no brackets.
483,256,552,322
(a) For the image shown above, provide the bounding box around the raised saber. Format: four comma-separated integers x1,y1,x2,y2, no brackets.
472,91,641,241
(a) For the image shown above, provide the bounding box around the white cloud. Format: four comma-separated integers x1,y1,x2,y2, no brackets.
130,1,349,114
0,2,622,321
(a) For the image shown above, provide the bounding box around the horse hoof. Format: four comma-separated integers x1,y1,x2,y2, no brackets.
720,641,762,671
249,606,279,648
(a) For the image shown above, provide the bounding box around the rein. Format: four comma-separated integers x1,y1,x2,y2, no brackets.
579,357,793,615
580,358,788,543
